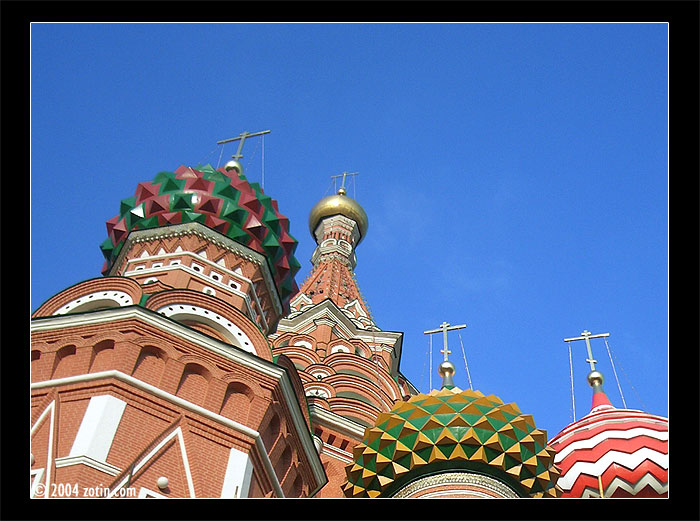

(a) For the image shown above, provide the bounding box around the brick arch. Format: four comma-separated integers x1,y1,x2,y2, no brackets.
131,344,168,387
283,466,304,497
274,444,293,483
176,362,212,406
146,289,272,360
326,375,393,411
219,381,255,423
89,339,116,373
273,346,321,368
261,411,281,451
290,334,316,349
326,352,401,401
32,276,143,318
51,344,78,379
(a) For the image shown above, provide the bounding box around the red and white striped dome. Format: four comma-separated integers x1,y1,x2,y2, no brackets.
548,390,668,498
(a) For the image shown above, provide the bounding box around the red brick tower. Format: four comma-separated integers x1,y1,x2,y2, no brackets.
269,184,418,497
30,160,326,498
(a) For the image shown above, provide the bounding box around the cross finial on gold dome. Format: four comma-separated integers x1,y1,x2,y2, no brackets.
330,171,359,194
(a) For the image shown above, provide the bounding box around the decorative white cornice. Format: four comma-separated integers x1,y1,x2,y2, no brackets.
110,223,283,317
32,306,276,374
308,404,367,440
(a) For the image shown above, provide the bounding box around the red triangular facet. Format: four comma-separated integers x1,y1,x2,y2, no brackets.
135,181,160,203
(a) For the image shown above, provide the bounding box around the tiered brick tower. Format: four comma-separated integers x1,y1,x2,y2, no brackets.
30,161,325,498
269,186,418,497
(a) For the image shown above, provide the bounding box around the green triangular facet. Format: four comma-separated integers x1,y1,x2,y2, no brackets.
158,176,183,194
171,193,194,211
99,237,114,259
214,182,240,202
119,196,137,217
180,211,206,224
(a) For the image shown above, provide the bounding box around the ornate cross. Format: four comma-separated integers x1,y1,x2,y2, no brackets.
563,329,610,372
424,321,467,362
330,171,359,193
217,130,271,160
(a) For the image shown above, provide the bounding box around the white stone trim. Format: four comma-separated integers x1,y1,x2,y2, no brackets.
68,395,127,464
54,455,122,476
220,447,254,498
308,404,366,439
138,487,168,498
54,291,133,315
30,468,45,498
155,303,254,354
30,401,56,498
107,426,196,498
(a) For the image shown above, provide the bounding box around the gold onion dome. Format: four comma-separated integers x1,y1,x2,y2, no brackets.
308,187,369,243
342,387,562,498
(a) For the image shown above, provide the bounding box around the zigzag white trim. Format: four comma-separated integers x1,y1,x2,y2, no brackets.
557,447,668,490
554,427,668,462
551,415,668,445
606,472,668,496
579,472,668,498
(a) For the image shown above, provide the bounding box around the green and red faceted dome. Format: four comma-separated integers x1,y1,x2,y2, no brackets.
99,163,301,310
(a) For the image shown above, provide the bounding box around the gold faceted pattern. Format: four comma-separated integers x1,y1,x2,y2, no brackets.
341,388,561,498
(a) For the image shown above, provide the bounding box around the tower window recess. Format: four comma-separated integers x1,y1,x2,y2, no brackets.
203,286,216,296
151,262,163,269
169,259,181,266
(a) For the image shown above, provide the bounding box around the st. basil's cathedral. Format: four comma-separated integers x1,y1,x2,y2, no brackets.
30,133,668,499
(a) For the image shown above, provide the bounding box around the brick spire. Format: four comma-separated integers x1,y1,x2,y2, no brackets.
297,188,374,327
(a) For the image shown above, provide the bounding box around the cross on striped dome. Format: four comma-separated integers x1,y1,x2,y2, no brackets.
99,164,301,311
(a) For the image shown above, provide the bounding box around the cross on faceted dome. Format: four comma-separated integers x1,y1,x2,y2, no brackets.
424,321,467,390
424,321,466,362
217,129,271,160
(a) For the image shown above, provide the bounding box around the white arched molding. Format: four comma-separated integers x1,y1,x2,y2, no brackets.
330,344,350,354
293,340,313,349
305,386,330,399
156,304,255,354
54,291,134,315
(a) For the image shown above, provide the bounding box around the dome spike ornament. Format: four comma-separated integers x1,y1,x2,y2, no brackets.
217,129,271,175
424,321,467,390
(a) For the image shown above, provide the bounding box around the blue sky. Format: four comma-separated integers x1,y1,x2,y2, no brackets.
30,22,668,438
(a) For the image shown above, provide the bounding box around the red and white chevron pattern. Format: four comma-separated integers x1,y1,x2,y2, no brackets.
549,397,668,498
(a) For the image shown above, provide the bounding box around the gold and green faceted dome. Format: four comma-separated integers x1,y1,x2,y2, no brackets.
342,387,562,498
